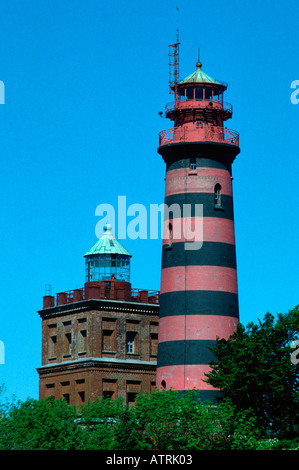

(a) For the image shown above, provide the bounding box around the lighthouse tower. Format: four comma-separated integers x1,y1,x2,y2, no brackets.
156,44,240,401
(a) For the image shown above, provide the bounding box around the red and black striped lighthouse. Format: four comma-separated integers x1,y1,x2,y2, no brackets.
156,43,240,401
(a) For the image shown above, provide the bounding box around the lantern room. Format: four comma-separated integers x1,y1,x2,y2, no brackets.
176,61,226,101
84,223,132,283
165,60,232,124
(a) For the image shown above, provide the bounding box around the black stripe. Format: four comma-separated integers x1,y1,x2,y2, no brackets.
157,339,217,367
164,193,234,220
176,390,223,402
198,390,223,402
159,290,239,318
162,241,237,269
166,157,231,172
158,141,240,165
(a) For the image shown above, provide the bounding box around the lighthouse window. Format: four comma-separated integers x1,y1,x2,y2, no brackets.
190,157,197,170
186,86,194,100
168,222,173,247
195,86,203,100
214,183,222,207
206,88,213,101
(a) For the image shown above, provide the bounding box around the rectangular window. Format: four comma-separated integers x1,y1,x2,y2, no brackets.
63,333,72,356
78,330,87,353
126,380,141,406
126,332,136,354
45,383,55,398
48,323,57,360
127,392,137,404
49,335,57,358
63,393,70,404
190,157,197,170
102,318,117,353
46,383,55,389
102,379,117,399
150,333,158,357
103,330,114,351
78,391,85,404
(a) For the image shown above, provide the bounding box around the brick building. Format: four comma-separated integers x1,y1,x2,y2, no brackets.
37,224,159,406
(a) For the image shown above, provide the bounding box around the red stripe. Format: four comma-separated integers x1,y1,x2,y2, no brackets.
158,315,239,343
156,365,218,391
160,266,238,295
162,216,235,245
165,167,232,198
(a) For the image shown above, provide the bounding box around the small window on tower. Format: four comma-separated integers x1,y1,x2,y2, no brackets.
168,222,173,247
190,157,196,170
214,183,222,208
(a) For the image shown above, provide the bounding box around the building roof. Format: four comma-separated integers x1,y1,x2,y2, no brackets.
84,223,132,257
178,61,221,86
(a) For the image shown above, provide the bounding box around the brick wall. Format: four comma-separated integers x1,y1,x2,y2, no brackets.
37,298,159,406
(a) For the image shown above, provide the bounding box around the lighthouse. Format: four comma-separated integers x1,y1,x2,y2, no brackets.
156,43,240,401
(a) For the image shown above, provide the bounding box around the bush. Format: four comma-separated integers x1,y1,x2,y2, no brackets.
0,396,83,450
0,388,298,450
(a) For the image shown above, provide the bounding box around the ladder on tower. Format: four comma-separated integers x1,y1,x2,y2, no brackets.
169,43,180,101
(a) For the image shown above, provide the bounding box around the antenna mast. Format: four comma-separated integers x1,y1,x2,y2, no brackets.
169,6,180,102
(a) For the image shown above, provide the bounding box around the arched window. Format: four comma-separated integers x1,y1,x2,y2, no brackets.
214,183,222,207
168,222,173,247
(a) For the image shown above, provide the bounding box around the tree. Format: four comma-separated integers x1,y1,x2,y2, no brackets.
78,396,127,450
205,306,299,438
0,396,83,450
132,388,229,450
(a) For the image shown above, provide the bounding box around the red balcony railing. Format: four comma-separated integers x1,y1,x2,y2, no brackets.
159,125,239,147
42,285,160,309
165,99,233,115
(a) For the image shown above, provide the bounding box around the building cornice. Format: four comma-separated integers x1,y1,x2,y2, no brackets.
37,357,157,375
38,298,159,320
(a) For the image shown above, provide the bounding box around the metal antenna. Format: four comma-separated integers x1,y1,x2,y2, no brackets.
45,284,52,296
176,6,179,43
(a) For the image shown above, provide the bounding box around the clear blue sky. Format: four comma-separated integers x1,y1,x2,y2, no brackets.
0,0,298,402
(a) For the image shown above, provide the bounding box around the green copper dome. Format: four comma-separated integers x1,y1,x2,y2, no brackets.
179,61,221,86
84,223,132,258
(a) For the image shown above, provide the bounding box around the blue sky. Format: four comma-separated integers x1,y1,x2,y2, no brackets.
0,0,298,402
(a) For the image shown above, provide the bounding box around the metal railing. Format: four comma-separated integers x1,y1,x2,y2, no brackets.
44,286,160,309
165,99,233,115
158,125,239,147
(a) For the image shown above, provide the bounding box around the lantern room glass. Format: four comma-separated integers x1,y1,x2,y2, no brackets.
85,254,131,282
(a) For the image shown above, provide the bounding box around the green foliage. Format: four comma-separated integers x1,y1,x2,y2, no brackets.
112,404,141,450
206,306,299,439
0,306,298,450
78,396,139,450
0,388,298,450
0,396,83,450
132,388,228,450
